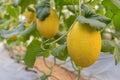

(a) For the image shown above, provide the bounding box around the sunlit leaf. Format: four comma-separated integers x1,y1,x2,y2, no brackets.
112,0,120,9
7,5,19,19
112,13,120,31
88,0,102,6
102,0,120,14
105,10,114,18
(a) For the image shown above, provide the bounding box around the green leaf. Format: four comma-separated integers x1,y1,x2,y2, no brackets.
7,5,19,19
35,0,50,21
91,14,111,24
40,74,50,80
101,40,120,64
112,0,120,9
24,39,42,68
0,21,25,38
65,15,76,29
18,24,39,42
102,0,120,14
52,44,68,61
105,10,114,18
112,13,120,31
13,0,37,12
36,49,51,58
79,4,111,30
55,0,78,5
87,0,102,6
81,4,94,17
6,38,18,45
96,8,105,15
67,5,79,14
78,16,105,30
101,39,115,53
113,31,120,38
54,32,66,44
81,4,111,23
13,0,21,7
113,44,120,64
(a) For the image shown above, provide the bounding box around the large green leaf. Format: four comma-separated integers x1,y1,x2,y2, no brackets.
91,14,111,24
112,13,120,31
78,16,105,30
102,0,120,14
52,44,68,61
78,4,111,31
24,39,51,68
81,4,111,23
24,39,42,68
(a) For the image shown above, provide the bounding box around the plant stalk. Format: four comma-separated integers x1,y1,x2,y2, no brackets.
77,66,81,80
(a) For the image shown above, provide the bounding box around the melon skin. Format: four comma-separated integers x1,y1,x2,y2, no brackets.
37,8,59,39
67,22,101,67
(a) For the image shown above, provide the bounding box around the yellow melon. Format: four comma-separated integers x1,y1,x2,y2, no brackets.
37,8,59,39
67,22,101,67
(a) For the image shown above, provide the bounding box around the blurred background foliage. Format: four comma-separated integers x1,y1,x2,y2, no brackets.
0,0,120,69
